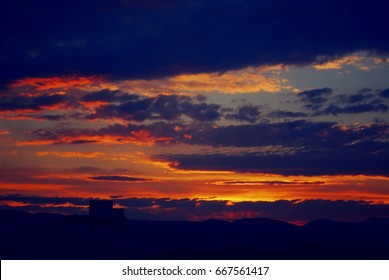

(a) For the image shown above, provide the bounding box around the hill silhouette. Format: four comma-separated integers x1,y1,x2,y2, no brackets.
1,210,388,259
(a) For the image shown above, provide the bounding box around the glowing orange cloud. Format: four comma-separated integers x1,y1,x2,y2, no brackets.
7,65,294,97
0,201,30,207
79,100,109,111
10,76,105,90
36,151,105,158
313,53,388,71
107,65,293,94
129,129,173,146
16,130,173,146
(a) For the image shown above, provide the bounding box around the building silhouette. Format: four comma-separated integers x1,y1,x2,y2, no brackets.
89,200,125,220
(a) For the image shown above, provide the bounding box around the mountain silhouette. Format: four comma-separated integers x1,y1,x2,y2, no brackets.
1,210,388,259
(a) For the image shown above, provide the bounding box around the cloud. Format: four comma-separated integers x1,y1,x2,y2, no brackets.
1,89,226,123
1,0,389,85
0,93,71,112
9,76,103,91
337,88,376,103
211,180,325,186
313,54,379,71
1,194,388,223
17,119,389,152
16,123,178,146
36,151,104,158
0,130,10,135
225,104,261,123
267,110,308,119
319,103,388,116
297,88,333,105
156,141,389,176
87,92,223,122
380,88,389,99
5,65,290,97
296,87,389,116
88,176,150,182
109,65,289,94
3,83,388,123
182,121,388,149
0,166,139,187
146,121,389,176
0,194,89,206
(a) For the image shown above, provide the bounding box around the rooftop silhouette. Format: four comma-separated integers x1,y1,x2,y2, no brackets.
89,199,125,220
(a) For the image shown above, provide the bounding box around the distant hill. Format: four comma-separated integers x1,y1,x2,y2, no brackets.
1,210,388,259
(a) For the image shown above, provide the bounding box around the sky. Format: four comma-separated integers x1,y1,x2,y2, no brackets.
1,0,389,224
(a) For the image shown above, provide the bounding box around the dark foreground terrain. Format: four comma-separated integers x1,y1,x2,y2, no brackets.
1,210,388,259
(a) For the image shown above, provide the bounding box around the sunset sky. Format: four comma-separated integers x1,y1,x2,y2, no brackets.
1,0,389,224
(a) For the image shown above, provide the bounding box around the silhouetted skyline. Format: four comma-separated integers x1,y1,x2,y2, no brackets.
1,210,388,260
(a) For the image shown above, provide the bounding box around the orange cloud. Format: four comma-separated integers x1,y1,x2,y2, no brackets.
16,129,173,146
0,201,30,207
36,151,105,158
313,53,388,71
0,130,12,145
9,76,105,90
6,65,294,96
129,129,173,146
0,130,10,135
108,65,292,94
79,100,109,110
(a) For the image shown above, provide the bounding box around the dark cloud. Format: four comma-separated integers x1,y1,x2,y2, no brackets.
380,88,389,99
150,121,389,175
319,103,388,116
0,94,70,112
0,194,89,206
156,143,389,175
4,87,388,122
1,195,388,223
296,87,389,116
225,104,261,123
267,110,308,119
92,96,154,121
180,101,221,122
297,88,333,110
81,89,122,103
20,118,389,176
2,0,389,86
218,180,325,185
340,88,375,103
74,91,223,122
2,89,226,122
25,120,327,146
88,176,150,182
0,204,87,216
23,122,181,145
27,119,389,148
32,114,65,121
182,120,385,149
